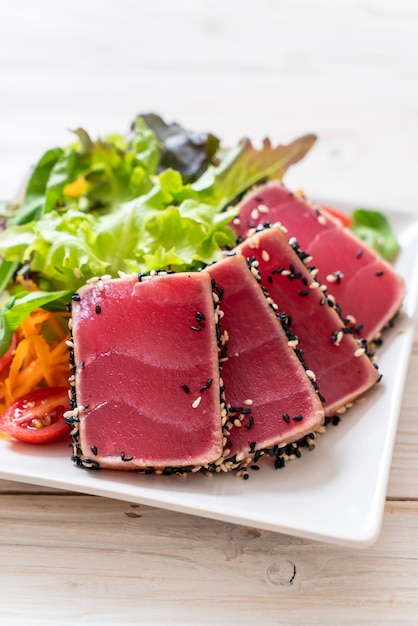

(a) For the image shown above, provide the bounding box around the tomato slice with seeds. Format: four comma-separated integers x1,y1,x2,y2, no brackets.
0,387,70,444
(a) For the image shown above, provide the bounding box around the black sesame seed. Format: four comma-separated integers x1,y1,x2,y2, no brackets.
200,378,213,392
299,290,309,297
253,450,263,462
293,415,303,421
190,325,202,331
356,249,364,259
267,275,273,284
71,293,81,301
244,415,255,430
196,311,206,327
332,415,340,426
282,413,290,424
375,270,384,276
181,384,190,394
95,305,101,314
91,445,98,456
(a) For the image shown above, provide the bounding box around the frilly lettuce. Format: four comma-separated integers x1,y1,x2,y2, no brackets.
0,114,317,354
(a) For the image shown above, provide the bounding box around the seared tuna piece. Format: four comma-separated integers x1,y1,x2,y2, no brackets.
69,272,224,471
205,254,324,459
231,181,404,341
236,227,380,417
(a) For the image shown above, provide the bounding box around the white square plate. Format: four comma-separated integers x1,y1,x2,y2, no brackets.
1,205,417,547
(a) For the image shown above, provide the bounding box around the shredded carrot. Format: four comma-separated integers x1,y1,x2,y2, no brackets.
0,308,70,414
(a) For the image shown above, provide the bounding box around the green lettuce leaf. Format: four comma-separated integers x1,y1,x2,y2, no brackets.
0,289,70,356
0,188,238,294
350,208,400,261
0,116,317,356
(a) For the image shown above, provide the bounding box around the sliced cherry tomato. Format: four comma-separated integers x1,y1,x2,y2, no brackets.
0,387,70,444
321,205,353,228
0,333,17,373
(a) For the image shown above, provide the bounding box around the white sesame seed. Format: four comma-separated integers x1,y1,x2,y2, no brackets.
261,250,270,262
326,274,338,283
272,221,287,233
243,399,253,406
192,396,202,409
86,276,100,284
345,314,357,324
305,369,316,381
251,208,260,220
354,347,366,357
258,203,270,213
317,214,327,225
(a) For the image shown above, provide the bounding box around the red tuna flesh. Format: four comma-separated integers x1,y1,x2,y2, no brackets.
206,254,324,458
236,227,380,416
231,181,404,341
70,272,223,470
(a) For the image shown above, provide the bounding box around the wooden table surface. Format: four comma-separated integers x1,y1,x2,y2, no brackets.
1,1,418,623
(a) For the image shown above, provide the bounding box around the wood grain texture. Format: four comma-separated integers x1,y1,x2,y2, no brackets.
1,0,418,623
1,494,418,625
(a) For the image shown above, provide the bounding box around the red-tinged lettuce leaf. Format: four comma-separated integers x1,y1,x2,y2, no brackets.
138,113,220,184
192,134,317,210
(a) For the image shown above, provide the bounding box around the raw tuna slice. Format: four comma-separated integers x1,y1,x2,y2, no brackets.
231,181,404,341
68,272,224,471
235,227,380,417
205,254,324,462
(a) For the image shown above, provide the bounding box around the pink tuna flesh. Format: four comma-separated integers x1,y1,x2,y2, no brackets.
235,227,380,416
206,254,324,457
232,181,404,341
71,272,223,470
